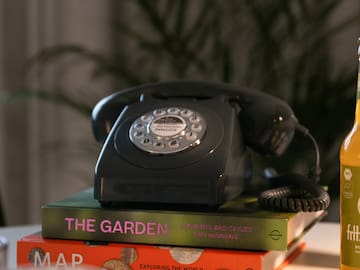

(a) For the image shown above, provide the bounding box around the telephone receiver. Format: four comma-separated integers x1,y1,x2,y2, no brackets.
91,80,330,212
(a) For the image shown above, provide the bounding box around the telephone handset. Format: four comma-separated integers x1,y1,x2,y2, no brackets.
92,81,330,212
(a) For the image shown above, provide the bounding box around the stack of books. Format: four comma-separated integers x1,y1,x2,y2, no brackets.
16,188,325,269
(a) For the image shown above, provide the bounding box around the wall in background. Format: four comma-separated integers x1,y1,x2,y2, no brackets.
0,0,359,225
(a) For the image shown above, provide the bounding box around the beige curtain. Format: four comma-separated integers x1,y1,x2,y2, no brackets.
0,0,114,225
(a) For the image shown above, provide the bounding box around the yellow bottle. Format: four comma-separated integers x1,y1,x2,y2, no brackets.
340,38,360,270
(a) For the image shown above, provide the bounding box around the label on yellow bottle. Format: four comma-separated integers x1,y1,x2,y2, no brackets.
341,165,360,267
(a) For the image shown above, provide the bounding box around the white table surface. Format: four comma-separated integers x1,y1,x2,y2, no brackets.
0,222,340,269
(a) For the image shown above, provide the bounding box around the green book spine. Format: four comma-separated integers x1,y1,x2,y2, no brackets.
41,189,324,251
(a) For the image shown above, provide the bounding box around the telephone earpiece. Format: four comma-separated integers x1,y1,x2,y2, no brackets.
92,91,138,143
91,80,330,212
235,93,298,156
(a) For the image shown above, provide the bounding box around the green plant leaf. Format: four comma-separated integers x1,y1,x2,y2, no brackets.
0,90,92,116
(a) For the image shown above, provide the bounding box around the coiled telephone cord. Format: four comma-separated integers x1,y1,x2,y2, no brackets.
258,124,330,212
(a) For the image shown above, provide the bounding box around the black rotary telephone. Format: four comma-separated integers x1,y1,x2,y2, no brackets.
91,80,330,212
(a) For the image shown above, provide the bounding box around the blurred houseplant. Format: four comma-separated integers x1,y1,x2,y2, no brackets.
3,0,360,198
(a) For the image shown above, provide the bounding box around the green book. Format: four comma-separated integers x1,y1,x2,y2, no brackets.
41,188,325,251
